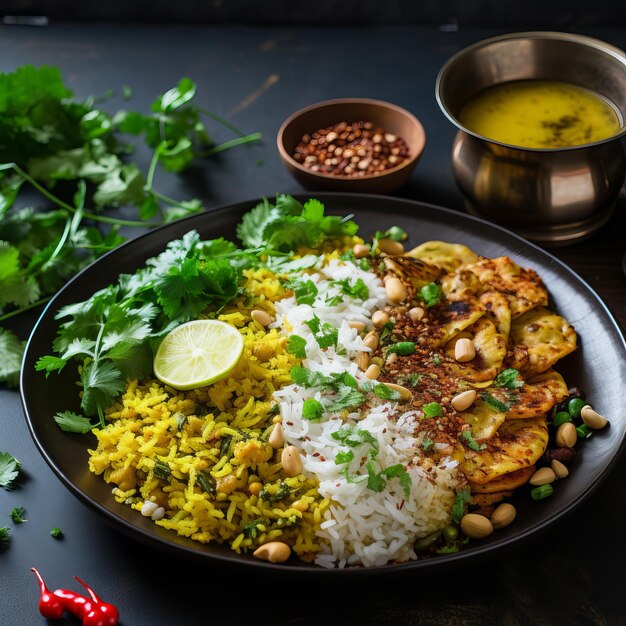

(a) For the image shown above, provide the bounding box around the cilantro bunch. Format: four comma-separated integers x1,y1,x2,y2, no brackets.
34,195,360,431
36,231,241,429
0,65,261,386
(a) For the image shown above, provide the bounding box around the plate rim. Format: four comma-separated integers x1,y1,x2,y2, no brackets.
20,191,626,574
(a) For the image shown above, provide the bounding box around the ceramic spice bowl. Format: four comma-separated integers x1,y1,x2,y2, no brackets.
277,98,426,194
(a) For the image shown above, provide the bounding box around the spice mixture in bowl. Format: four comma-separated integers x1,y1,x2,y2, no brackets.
277,98,425,193
292,120,411,177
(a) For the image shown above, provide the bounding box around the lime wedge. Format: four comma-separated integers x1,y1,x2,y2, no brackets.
153,319,244,390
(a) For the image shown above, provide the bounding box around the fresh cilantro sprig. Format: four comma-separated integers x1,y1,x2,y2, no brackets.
237,195,358,252
304,315,339,350
333,278,369,301
479,392,512,412
0,66,261,384
10,506,26,524
366,461,412,498
0,452,21,490
36,230,242,427
451,487,471,523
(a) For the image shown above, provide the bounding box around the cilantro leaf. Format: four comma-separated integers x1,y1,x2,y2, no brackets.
0,452,21,489
287,278,318,305
302,398,324,421
0,328,25,387
372,383,402,401
291,365,329,389
423,402,443,418
324,386,365,412
366,461,412,497
236,195,357,253
334,450,354,465
461,429,487,451
479,392,511,412
331,427,379,456
53,411,93,434
422,437,434,451
452,487,471,523
0,527,9,542
286,335,307,358
493,368,524,389
334,278,369,300
304,315,338,349
374,226,407,242
418,282,443,308
10,506,26,524
50,527,63,539
80,360,125,417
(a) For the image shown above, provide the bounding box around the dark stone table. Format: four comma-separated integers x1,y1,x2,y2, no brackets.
1,22,625,626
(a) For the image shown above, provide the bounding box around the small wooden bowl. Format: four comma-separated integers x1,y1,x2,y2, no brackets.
277,98,426,193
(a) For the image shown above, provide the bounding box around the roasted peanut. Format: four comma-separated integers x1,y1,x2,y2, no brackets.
253,541,292,563
348,321,366,332
581,405,608,429
268,423,285,449
353,243,370,258
408,306,425,322
491,503,516,529
385,277,407,303
364,364,381,380
371,310,390,328
555,422,577,448
551,459,569,479
281,446,303,476
355,351,370,371
460,513,493,539
251,309,273,327
451,390,477,412
454,337,476,362
377,238,405,256
529,467,556,485
382,383,412,401
363,332,379,351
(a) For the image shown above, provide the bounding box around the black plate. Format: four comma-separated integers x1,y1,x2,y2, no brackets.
20,193,626,574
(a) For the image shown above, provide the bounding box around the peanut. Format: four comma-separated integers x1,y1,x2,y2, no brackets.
580,405,608,429
382,382,412,401
451,390,477,412
251,309,273,327
377,238,405,256
268,423,285,449
491,503,516,529
281,445,303,477
460,513,493,539
551,459,569,479
529,467,556,485
371,310,390,328
555,422,577,448
253,541,291,563
364,364,381,380
454,337,476,362
385,277,407,303
353,243,370,258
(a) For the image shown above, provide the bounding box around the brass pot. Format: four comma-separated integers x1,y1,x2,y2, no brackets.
436,32,626,244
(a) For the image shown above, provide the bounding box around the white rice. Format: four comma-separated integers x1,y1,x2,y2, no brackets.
273,255,462,568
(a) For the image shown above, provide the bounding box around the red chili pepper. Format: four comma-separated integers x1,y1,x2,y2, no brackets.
31,567,119,626
31,567,64,619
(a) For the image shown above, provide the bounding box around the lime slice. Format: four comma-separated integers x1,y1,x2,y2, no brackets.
153,319,244,390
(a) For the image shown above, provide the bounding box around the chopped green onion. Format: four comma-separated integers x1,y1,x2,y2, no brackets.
443,525,458,541
387,341,416,356
576,423,592,438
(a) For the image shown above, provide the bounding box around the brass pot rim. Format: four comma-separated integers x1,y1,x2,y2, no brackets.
436,31,626,153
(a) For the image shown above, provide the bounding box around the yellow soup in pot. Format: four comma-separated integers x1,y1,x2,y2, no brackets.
458,80,622,149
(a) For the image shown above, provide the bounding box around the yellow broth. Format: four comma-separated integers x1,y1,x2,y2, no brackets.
458,80,622,148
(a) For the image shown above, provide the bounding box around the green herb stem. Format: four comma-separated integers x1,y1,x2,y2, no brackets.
199,132,262,157
197,107,247,137
0,296,53,323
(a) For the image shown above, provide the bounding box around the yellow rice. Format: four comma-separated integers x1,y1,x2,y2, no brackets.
88,268,329,559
